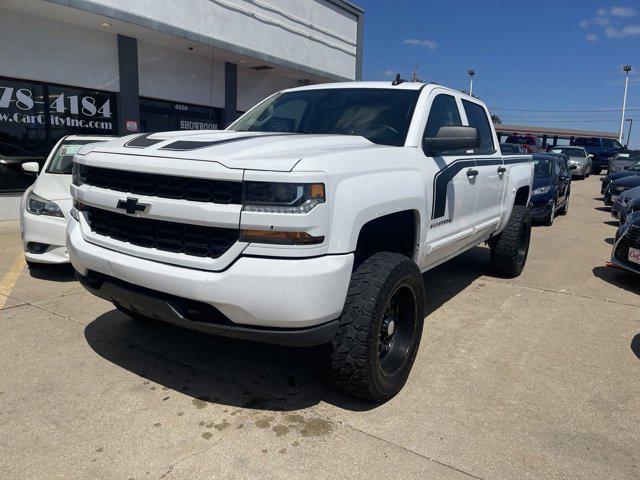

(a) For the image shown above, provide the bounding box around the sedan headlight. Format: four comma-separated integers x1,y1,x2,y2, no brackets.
243,182,325,214
26,192,63,218
532,185,552,195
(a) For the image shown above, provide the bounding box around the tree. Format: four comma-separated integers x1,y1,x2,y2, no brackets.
491,114,502,124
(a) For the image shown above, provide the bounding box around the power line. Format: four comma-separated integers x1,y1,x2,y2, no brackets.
490,107,640,113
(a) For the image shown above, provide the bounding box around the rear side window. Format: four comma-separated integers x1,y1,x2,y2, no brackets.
424,94,462,140
574,138,600,147
462,100,495,154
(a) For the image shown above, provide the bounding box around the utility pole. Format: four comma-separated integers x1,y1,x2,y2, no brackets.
619,65,632,143
411,65,419,82
625,118,633,148
467,69,475,96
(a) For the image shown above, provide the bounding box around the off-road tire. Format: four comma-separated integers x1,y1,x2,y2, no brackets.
489,205,531,278
327,252,425,403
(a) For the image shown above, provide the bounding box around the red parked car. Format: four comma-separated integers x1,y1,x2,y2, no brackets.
504,135,544,153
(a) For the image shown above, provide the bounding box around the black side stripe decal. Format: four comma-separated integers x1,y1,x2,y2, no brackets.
159,133,297,151
431,159,476,219
124,133,163,148
431,156,532,219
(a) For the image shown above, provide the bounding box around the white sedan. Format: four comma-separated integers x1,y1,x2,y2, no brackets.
20,135,111,267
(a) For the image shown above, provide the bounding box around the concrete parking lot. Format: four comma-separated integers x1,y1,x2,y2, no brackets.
1,176,639,479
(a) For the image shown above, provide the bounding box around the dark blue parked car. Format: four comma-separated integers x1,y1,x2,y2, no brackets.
573,137,626,174
600,160,640,196
529,154,572,225
604,175,640,206
610,212,640,275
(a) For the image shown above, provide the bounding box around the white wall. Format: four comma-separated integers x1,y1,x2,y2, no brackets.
82,0,359,80
138,41,225,108
237,67,300,112
0,8,119,91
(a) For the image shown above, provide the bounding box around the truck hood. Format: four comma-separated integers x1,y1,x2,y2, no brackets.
88,131,382,172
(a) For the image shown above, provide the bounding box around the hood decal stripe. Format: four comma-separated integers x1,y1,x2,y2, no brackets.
159,133,297,151
124,133,164,148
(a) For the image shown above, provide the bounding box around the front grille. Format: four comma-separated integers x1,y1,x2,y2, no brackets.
614,225,640,264
85,206,239,258
76,165,243,204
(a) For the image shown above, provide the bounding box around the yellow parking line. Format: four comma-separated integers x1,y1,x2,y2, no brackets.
0,254,25,309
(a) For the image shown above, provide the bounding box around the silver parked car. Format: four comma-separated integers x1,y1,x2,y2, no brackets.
549,146,592,179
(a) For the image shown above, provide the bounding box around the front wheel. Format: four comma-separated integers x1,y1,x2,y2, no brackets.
558,193,569,215
489,205,531,278
327,252,425,402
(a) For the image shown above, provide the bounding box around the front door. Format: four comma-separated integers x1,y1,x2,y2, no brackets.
420,92,478,267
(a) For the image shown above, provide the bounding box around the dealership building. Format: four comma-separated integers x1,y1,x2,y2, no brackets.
0,0,363,191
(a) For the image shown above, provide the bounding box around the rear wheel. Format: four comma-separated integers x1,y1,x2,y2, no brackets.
489,205,531,278
327,252,425,402
592,167,602,175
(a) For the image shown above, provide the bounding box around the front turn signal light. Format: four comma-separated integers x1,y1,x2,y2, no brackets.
240,229,324,245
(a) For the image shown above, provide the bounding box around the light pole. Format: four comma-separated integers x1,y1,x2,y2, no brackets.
619,65,631,143
468,69,475,97
625,118,633,148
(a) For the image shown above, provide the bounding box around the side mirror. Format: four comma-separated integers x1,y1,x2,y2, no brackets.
624,166,630,170
570,164,577,170
22,162,40,175
423,126,479,156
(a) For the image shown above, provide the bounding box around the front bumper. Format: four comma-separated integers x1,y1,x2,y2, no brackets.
21,210,69,264
570,164,588,176
529,198,553,219
67,218,353,335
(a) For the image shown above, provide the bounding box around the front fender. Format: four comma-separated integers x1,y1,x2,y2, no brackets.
327,170,426,253
498,159,534,233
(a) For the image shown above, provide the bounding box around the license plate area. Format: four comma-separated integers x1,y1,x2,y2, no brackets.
628,247,640,265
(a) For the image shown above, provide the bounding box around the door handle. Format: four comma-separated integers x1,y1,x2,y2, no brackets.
466,169,479,178
497,166,507,174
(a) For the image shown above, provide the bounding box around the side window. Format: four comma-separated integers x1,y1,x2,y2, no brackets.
424,94,462,140
462,99,495,155
612,140,623,149
602,139,614,148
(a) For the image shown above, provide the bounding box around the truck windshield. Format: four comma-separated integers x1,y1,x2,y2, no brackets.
46,140,102,175
551,148,585,158
229,88,420,147
505,136,534,145
574,138,600,147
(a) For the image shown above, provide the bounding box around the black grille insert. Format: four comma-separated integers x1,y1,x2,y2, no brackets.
615,225,640,264
85,207,239,259
77,165,243,204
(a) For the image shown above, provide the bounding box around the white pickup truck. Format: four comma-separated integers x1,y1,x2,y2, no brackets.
68,82,533,402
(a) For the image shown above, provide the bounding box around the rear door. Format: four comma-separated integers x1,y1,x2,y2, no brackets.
461,99,505,234
420,92,478,264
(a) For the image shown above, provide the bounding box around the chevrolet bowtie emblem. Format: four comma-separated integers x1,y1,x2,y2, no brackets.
117,197,149,215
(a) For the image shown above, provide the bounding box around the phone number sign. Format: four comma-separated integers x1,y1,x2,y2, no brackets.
0,82,116,131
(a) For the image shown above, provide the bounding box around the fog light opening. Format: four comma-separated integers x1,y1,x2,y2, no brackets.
27,242,49,254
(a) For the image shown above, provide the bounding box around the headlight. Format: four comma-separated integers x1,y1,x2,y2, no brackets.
26,192,63,218
532,185,552,195
243,182,325,214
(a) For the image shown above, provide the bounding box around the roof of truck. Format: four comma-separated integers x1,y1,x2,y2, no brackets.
285,81,429,91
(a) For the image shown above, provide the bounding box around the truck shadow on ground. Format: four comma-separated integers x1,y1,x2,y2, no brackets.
83,247,486,413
